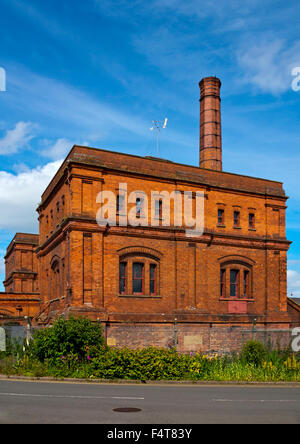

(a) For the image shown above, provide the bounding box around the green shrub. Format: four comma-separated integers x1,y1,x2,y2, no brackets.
89,347,193,380
28,316,105,365
241,340,267,366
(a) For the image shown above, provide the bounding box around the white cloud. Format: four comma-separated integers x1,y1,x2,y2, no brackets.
41,138,72,160
289,260,300,265
2,65,196,157
7,65,150,140
237,38,300,94
0,121,35,155
288,269,300,298
40,138,92,160
94,0,300,96
0,160,63,232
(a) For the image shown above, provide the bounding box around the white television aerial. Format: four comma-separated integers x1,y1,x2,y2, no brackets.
150,118,168,155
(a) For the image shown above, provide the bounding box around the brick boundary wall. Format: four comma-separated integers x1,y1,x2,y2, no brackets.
105,323,293,354
0,323,293,355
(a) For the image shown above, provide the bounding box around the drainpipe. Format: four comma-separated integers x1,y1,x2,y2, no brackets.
174,317,178,351
252,317,257,341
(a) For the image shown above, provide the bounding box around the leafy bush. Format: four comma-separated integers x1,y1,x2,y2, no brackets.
28,316,105,365
89,348,224,381
241,340,267,366
89,347,190,380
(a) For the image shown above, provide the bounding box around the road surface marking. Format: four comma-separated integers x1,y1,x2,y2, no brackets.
213,399,299,403
0,392,144,400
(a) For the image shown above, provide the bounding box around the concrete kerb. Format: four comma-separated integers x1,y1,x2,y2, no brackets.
0,374,300,386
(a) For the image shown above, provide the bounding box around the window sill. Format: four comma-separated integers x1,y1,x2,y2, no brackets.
219,297,254,302
119,294,161,298
217,224,226,228
233,226,242,229
248,228,256,231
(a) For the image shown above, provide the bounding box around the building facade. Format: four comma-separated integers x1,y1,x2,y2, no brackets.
1,77,299,352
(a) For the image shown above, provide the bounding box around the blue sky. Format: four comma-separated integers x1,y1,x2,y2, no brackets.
0,0,300,295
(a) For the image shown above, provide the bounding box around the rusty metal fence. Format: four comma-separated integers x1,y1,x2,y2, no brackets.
241,329,295,352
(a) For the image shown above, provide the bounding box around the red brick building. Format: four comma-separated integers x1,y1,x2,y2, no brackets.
1,77,299,352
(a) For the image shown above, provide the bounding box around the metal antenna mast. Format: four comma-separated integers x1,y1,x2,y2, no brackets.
150,118,168,156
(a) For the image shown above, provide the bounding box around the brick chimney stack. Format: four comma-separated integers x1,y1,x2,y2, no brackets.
199,77,222,171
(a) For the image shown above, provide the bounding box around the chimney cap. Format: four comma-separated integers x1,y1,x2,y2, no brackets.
199,76,221,86
199,77,222,100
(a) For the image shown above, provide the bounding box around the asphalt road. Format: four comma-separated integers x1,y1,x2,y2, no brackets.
0,379,299,424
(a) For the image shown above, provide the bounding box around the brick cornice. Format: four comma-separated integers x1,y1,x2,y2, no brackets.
37,144,288,211
3,270,38,286
36,215,291,255
68,159,288,201
103,311,290,324
4,235,39,259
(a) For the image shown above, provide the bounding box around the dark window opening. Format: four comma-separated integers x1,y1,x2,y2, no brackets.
132,262,144,294
119,262,127,294
243,270,249,298
249,213,255,229
117,194,125,214
220,269,226,297
155,199,163,219
218,209,225,225
150,264,157,294
233,211,240,227
230,269,239,297
136,198,143,218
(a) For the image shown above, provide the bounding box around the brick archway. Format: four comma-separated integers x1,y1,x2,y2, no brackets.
117,246,163,261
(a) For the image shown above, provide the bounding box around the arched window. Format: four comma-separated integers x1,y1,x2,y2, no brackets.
50,256,61,300
117,247,161,297
218,255,254,300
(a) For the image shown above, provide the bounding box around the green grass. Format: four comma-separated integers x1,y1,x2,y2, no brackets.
1,347,299,382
